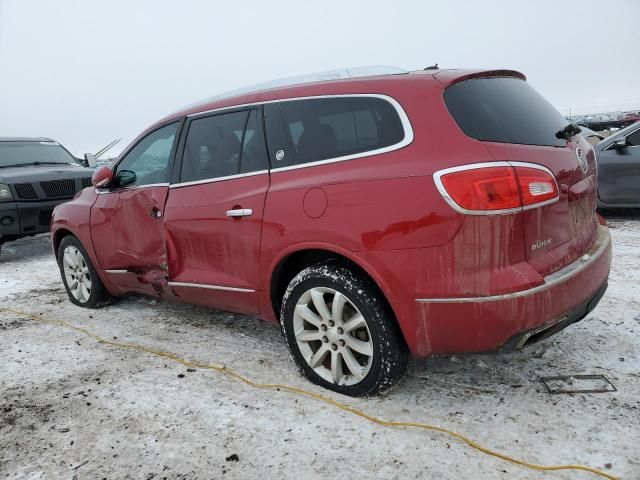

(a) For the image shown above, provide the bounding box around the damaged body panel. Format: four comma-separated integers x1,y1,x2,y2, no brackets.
90,186,170,296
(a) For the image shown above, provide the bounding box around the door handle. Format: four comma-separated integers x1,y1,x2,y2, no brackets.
151,206,162,218
225,208,253,218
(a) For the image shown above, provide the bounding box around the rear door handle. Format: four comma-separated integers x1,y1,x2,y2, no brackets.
225,208,253,217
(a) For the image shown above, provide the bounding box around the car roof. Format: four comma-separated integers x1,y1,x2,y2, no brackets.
0,137,56,143
158,67,526,126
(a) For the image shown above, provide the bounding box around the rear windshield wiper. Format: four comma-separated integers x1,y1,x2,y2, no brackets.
555,123,582,140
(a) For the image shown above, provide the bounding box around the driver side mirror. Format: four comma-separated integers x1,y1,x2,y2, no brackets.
612,138,628,150
115,169,137,187
91,166,113,188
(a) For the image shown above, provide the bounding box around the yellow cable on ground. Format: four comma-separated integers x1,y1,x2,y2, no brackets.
1,307,618,480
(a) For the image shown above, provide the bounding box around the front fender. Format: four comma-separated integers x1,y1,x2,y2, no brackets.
50,189,121,296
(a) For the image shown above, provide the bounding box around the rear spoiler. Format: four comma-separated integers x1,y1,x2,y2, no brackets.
434,69,526,88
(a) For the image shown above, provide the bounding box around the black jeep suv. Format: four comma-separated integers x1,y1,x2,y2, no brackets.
0,137,94,256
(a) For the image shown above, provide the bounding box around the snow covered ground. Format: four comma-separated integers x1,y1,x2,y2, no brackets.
1,217,638,479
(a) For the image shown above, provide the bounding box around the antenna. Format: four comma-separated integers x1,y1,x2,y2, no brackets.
94,138,121,159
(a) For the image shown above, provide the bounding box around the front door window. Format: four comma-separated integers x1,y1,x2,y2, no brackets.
115,122,179,187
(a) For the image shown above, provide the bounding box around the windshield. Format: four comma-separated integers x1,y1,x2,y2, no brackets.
0,141,80,167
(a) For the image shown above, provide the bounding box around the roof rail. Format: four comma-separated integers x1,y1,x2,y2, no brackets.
176,65,408,113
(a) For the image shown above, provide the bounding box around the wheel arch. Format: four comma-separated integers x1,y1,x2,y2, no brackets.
52,227,75,255
267,244,405,340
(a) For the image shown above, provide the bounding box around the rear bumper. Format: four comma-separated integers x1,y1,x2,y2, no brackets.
498,279,607,352
0,199,69,241
414,225,612,356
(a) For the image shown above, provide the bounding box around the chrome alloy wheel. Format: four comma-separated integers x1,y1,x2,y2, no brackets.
62,245,92,303
293,287,373,386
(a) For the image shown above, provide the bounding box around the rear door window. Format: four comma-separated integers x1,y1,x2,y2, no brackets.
443,77,569,147
180,108,268,183
267,96,405,168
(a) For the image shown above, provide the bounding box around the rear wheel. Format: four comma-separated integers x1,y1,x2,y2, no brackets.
280,262,408,397
57,235,111,308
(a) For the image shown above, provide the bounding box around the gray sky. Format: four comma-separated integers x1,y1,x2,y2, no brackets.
1,0,639,157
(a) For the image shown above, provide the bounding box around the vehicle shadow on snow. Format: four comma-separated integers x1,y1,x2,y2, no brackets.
109,294,285,349
104,292,578,401
598,208,640,221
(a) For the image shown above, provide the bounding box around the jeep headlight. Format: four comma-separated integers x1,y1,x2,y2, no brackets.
0,184,13,201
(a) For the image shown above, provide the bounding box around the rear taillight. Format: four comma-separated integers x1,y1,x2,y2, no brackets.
434,161,559,215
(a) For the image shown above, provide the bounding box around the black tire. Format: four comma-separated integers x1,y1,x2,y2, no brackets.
57,235,111,308
280,261,409,397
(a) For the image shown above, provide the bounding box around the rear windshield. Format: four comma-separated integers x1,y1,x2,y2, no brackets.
0,141,79,167
443,77,569,147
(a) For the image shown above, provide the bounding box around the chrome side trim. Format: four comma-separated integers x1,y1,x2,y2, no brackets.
168,281,255,293
432,161,560,215
95,183,170,195
415,226,610,304
104,269,128,274
169,170,268,189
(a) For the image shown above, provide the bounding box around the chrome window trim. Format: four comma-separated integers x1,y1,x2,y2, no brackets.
415,225,610,304
170,170,268,189
168,281,255,293
268,94,413,173
95,183,170,195
183,94,413,175
432,161,560,215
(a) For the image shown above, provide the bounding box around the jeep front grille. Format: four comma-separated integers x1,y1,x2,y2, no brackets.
40,179,76,198
14,183,38,200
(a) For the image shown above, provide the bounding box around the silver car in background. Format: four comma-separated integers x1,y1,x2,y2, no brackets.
594,121,640,209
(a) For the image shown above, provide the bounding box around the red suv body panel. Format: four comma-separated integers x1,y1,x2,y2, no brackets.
51,69,612,357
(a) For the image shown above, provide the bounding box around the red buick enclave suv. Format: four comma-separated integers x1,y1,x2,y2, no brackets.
51,67,612,396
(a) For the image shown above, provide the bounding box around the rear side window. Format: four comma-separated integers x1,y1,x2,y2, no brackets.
268,96,405,168
180,109,268,183
443,77,569,147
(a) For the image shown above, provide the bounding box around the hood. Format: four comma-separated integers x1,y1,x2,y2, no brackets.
0,163,94,184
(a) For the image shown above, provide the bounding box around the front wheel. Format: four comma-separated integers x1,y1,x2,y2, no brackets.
57,235,111,308
280,262,408,397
